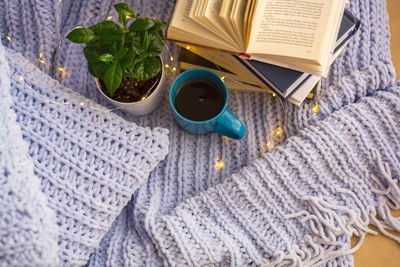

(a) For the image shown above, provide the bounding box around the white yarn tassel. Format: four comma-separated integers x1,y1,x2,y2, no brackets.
278,150,400,266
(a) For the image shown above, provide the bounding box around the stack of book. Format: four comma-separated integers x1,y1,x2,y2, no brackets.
166,0,360,105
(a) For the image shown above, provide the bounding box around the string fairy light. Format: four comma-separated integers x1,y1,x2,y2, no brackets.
38,52,45,63
215,160,225,170
275,128,283,136
312,103,319,113
0,5,180,116
13,70,123,113
1,34,65,72
2,3,300,164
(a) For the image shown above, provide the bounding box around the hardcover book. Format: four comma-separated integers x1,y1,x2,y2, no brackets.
179,49,322,105
167,0,347,77
178,8,360,104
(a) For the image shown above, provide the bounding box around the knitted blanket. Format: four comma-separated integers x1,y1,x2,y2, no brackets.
1,0,399,266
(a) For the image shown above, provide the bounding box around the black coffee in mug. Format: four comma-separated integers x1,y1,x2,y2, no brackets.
174,78,225,121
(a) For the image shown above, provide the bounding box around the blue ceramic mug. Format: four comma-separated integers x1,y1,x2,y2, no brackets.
170,69,246,140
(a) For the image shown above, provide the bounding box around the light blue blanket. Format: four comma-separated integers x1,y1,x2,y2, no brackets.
1,0,399,266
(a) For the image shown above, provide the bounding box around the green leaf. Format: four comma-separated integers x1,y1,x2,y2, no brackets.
116,47,128,59
129,18,155,32
97,53,114,62
150,20,166,32
113,3,135,15
132,56,161,80
84,45,100,62
84,39,117,61
104,61,122,96
88,62,97,77
114,3,135,27
123,52,139,75
94,21,124,45
66,27,97,44
89,23,102,35
87,62,108,80
142,31,149,51
131,35,142,53
93,62,108,80
147,32,164,56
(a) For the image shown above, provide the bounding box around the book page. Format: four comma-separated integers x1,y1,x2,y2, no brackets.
230,0,248,50
219,0,239,42
244,0,255,47
247,0,341,63
193,0,240,47
167,0,240,52
188,0,201,19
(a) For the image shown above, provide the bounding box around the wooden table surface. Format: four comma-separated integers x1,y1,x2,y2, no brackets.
352,1,400,266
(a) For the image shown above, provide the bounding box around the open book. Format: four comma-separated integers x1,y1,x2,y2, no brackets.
167,0,347,77
177,8,359,105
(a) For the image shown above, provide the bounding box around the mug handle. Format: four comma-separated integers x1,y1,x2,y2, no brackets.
213,109,246,140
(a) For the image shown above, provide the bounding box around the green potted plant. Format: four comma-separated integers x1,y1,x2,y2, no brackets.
66,3,166,115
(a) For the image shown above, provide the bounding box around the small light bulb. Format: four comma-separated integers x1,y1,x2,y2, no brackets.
186,46,190,49
79,102,84,106
107,16,113,20
215,160,225,170
39,60,45,64
266,141,271,147
58,67,64,72
39,52,43,58
312,103,319,113
272,93,276,97
18,75,24,81
220,76,225,81
172,67,176,71
165,64,169,68
6,36,11,41
75,26,83,29
275,128,282,136
170,56,174,61
141,96,146,101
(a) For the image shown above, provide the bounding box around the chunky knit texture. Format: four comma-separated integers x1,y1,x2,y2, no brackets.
0,46,169,265
0,32,59,267
1,0,399,266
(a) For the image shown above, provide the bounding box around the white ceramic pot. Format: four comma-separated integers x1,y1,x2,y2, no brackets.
95,57,165,116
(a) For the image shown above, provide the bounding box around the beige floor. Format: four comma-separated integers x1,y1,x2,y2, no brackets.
352,1,400,266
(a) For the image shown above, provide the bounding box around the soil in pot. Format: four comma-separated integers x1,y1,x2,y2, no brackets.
99,71,161,103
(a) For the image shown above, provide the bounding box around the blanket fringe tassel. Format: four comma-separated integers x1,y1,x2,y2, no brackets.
262,151,400,267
